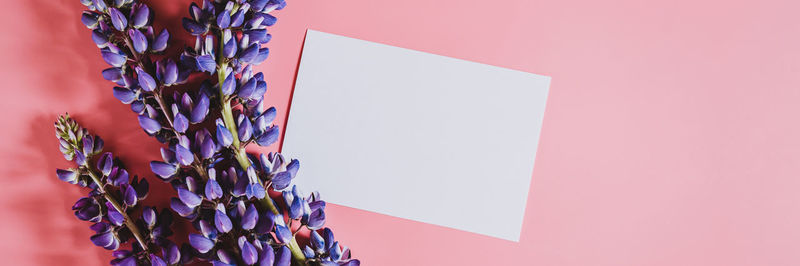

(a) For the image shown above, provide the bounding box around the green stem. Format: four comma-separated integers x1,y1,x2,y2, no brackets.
214,33,306,266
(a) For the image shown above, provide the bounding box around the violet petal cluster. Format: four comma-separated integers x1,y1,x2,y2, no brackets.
73,0,360,265
55,114,183,265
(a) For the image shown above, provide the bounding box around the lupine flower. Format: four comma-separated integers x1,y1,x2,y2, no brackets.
54,115,178,264
74,0,360,264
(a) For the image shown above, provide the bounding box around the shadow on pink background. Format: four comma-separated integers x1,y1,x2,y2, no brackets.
1,0,799,265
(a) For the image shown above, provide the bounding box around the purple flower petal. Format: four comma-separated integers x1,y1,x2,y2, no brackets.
128,29,148,53
101,67,123,82
122,184,138,206
240,203,258,230
138,115,162,134
252,48,270,65
152,29,169,52
135,67,157,92
191,93,210,123
106,202,125,226
150,254,167,266
163,60,178,85
81,11,99,29
102,51,126,67
174,144,194,166
56,169,78,184
97,152,113,176
170,197,195,217
214,210,233,233
177,188,202,208
274,225,292,244
205,178,223,200
131,3,150,28
307,208,326,230
223,38,237,58
256,125,280,147
174,113,189,133
182,18,207,35
274,246,291,266
142,207,156,227
239,237,258,265
230,10,245,28
216,10,231,28
238,78,257,99
195,54,216,73
188,234,215,253
91,231,118,250
238,115,253,141
112,87,136,104
108,8,127,31
216,124,233,147
221,72,235,95
271,171,292,191
240,43,259,63
257,243,274,265
150,161,177,179
163,241,181,264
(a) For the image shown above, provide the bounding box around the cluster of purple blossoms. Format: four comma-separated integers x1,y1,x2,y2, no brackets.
55,115,182,265
61,0,360,265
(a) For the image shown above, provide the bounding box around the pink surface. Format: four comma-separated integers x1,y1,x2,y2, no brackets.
1,0,799,265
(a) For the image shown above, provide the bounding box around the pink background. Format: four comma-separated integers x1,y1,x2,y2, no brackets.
1,0,799,265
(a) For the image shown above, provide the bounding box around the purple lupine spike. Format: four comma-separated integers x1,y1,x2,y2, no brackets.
101,51,126,67
152,29,169,52
274,246,291,266
128,29,148,53
177,188,202,208
150,161,177,179
195,54,216,73
214,209,233,233
135,67,156,92
255,125,279,147
108,8,127,31
138,115,162,134
190,93,210,123
188,234,215,253
97,152,113,176
238,237,258,265
131,3,150,28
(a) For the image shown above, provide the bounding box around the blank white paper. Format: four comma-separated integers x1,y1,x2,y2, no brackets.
282,30,551,241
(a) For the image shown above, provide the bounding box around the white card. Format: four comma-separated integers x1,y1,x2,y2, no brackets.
282,30,550,241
